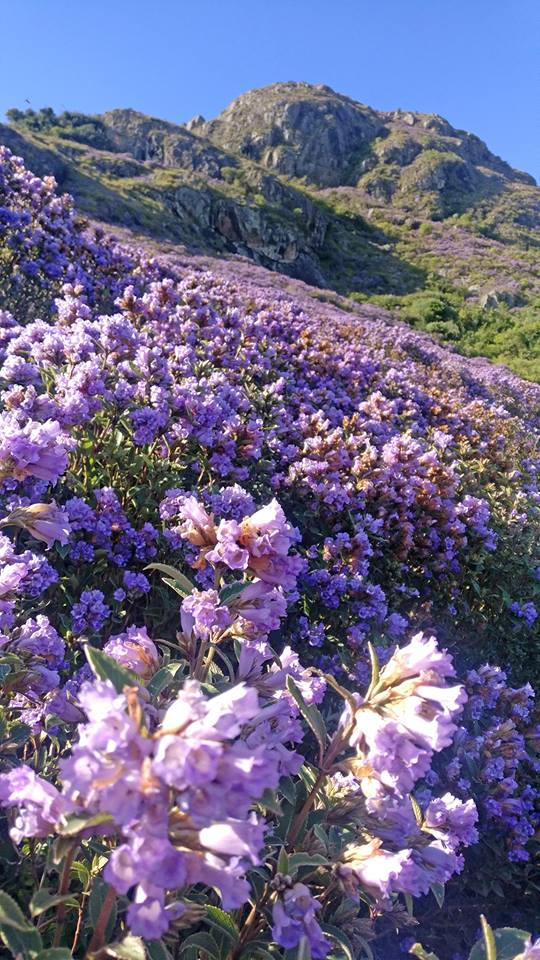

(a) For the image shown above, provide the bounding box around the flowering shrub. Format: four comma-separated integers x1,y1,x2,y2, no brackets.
411,916,540,960
0,147,539,957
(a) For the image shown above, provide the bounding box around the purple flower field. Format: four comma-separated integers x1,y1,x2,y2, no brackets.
0,146,538,959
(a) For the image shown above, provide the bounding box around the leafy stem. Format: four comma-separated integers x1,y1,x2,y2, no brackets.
52,842,77,947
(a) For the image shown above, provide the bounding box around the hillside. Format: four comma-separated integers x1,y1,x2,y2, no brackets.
1,144,540,958
1,81,539,379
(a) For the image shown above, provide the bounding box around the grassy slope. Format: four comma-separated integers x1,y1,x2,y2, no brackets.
2,113,539,381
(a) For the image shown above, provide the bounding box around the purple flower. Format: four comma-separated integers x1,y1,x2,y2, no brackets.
103,625,159,679
0,414,74,484
423,793,479,849
122,570,151,596
71,589,111,635
174,495,216,547
272,883,330,959
181,588,233,638
206,519,249,570
338,838,413,900
344,633,466,798
15,614,65,665
0,766,72,842
229,579,287,635
520,938,540,959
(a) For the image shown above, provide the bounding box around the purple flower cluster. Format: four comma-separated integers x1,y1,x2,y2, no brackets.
432,665,540,863
71,589,111,635
0,145,161,310
272,883,330,959
0,145,538,952
322,634,478,914
342,633,466,799
0,413,74,484
103,625,159,679
0,676,301,938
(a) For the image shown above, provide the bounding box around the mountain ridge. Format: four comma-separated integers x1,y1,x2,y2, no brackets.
1,81,539,378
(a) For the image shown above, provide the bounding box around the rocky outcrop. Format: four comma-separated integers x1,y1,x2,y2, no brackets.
171,179,328,284
200,82,385,186
201,82,536,198
101,109,234,179
1,83,538,301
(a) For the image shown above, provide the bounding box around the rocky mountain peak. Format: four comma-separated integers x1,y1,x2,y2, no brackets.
1,84,537,345
199,81,535,194
199,81,385,186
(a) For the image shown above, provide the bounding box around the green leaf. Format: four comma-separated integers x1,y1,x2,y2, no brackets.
36,951,73,960
0,662,11,681
481,917,497,960
288,853,328,874
162,577,192,598
205,906,240,943
410,946,440,960
57,811,113,836
50,836,74,866
469,927,531,960
279,776,296,805
0,892,36,931
219,581,249,604
0,891,42,959
70,860,90,887
286,676,327,761
277,847,289,874
144,941,172,960
179,933,220,958
430,882,445,908
104,936,146,960
145,563,195,597
410,795,424,828
367,641,380,691
147,665,177,699
241,946,275,960
29,889,78,918
321,923,356,960
6,722,32,746
258,787,282,816
85,646,139,692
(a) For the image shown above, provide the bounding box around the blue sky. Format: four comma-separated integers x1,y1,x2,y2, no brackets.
1,0,538,180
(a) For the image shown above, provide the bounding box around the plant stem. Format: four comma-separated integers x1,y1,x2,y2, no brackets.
231,887,271,959
86,885,116,956
287,769,326,849
201,642,217,680
71,891,88,955
287,729,346,849
52,844,77,947
192,636,209,680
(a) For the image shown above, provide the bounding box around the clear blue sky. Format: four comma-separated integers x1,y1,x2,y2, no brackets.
1,0,538,180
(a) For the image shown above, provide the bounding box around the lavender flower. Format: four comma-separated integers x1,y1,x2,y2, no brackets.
0,414,74,484
272,883,330,959
103,625,159,679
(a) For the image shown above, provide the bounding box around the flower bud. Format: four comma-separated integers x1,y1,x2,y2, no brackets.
1,502,70,548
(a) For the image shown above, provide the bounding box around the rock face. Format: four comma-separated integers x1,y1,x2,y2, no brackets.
200,82,385,186
1,82,538,300
170,176,329,285
201,81,536,197
102,109,232,178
